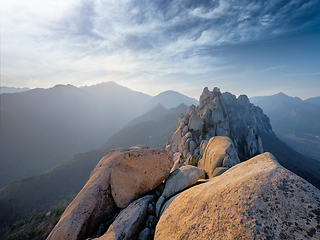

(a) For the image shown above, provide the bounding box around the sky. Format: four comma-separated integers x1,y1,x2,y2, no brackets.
1,0,320,99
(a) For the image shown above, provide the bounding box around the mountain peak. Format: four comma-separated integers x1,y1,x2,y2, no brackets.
170,86,271,161
144,90,198,111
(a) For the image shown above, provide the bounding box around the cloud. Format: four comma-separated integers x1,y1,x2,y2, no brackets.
66,1,319,57
1,0,319,97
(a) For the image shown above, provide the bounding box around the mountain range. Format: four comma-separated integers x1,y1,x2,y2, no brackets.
0,87,30,94
0,82,197,187
251,92,320,160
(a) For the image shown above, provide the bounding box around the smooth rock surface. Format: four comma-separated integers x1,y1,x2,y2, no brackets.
162,165,205,199
99,195,156,240
156,165,205,216
198,136,240,178
155,153,320,239
47,148,173,240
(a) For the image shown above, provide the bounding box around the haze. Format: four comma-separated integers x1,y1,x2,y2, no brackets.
1,0,320,99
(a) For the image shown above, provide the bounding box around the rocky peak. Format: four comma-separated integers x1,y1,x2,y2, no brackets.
169,87,273,162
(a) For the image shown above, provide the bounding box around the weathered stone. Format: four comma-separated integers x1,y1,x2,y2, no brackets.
156,165,205,216
180,114,190,125
155,196,165,218
99,195,156,240
184,138,191,152
199,140,208,157
182,132,192,144
47,148,173,240
198,136,240,178
187,104,196,115
162,165,205,199
238,94,250,106
138,228,151,240
185,152,192,165
171,128,182,152
170,152,184,173
188,113,203,132
199,87,211,108
189,140,197,153
211,106,224,124
245,126,264,157
109,150,173,208
155,153,320,239
193,148,199,157
201,108,211,121
181,125,188,136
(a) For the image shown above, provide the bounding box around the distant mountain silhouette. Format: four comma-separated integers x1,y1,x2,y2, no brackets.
0,86,30,94
0,83,200,187
251,92,320,160
305,96,320,105
144,90,198,111
124,103,168,128
0,82,151,187
102,103,188,150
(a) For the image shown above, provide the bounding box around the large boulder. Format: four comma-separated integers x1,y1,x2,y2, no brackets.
98,195,156,240
155,153,320,239
156,165,205,216
47,148,173,240
162,165,205,199
198,136,240,178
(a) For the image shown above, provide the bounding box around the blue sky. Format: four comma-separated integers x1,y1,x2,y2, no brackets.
1,0,320,99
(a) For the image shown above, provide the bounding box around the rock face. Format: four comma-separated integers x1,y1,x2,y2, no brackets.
198,136,240,178
222,92,269,159
47,147,173,240
98,195,156,240
168,87,271,164
155,152,320,239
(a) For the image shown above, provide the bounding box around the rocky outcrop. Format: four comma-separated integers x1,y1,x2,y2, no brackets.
168,87,271,164
47,147,173,240
155,165,205,216
155,152,320,239
98,195,157,240
198,136,240,178
222,92,269,159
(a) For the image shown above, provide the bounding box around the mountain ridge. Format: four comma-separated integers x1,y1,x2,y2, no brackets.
143,90,198,111
250,92,320,160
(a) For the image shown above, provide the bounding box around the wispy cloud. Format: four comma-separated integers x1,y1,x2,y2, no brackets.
286,72,320,77
259,65,287,73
